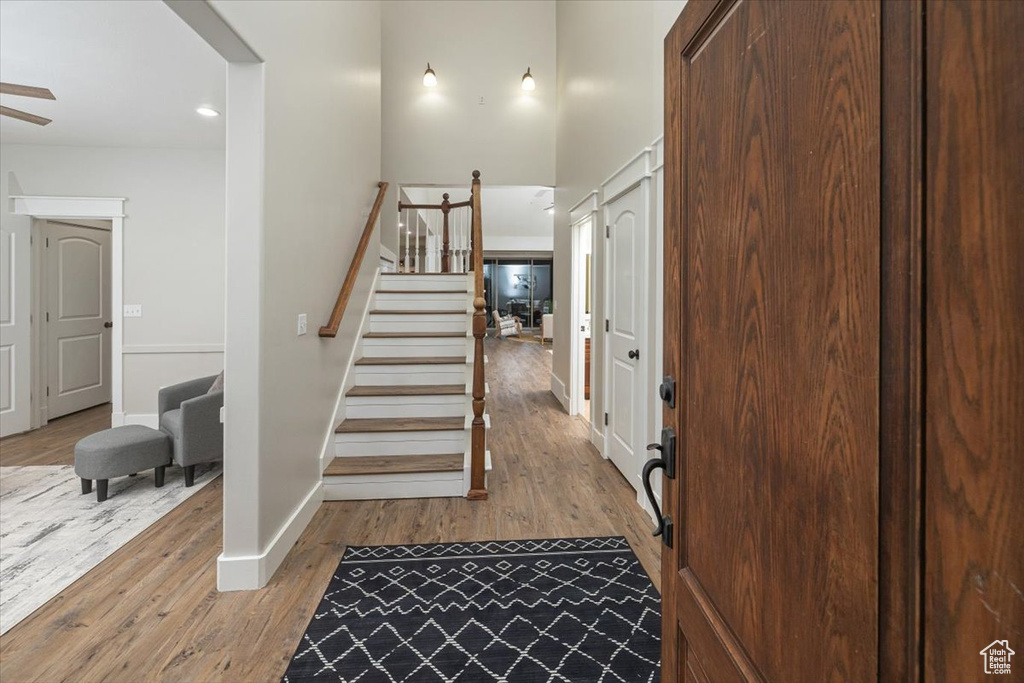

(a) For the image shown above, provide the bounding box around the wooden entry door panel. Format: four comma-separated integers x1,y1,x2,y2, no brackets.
663,1,881,680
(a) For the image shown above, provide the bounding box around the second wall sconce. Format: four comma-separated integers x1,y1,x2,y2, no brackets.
423,63,437,87
521,67,536,91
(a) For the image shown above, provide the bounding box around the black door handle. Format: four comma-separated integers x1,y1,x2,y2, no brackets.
103,322,113,329
628,348,640,360
642,428,676,547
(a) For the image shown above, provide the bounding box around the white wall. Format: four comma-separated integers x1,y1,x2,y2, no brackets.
209,0,382,589
553,1,685,453
0,144,226,424
379,0,557,253
402,186,554,254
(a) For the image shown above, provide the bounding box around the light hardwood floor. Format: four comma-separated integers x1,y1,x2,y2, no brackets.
0,404,113,467
0,338,660,683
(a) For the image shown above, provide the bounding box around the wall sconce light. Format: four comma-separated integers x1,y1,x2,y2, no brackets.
423,63,437,87
521,67,536,91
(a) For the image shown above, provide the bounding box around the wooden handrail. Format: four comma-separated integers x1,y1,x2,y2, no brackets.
468,170,487,500
319,181,389,338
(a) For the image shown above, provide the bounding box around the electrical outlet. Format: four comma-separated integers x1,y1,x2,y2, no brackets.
123,304,143,318
297,313,307,336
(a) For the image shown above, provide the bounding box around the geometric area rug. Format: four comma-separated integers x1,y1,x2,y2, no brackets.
282,537,661,682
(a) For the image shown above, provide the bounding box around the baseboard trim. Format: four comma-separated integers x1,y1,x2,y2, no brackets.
216,482,323,591
590,424,606,458
549,372,569,413
123,413,158,429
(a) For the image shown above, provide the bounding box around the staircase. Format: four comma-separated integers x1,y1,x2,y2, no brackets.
322,273,491,500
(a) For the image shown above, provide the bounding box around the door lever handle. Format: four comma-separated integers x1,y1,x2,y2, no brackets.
642,445,672,546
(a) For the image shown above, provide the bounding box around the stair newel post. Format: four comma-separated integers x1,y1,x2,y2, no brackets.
469,170,487,500
441,193,451,273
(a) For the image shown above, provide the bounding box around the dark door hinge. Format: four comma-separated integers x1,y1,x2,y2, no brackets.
605,319,609,332
47,386,50,397
46,237,49,248
606,225,610,238
46,312,50,322
604,412,609,426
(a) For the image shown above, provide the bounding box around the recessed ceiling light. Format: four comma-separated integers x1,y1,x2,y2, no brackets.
196,106,220,117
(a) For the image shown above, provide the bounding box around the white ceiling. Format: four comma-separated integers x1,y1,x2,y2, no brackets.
0,0,225,149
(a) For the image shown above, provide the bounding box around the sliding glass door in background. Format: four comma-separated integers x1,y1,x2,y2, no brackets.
485,257,553,329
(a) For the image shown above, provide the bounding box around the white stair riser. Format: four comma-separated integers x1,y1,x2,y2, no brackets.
374,292,469,311
369,318,467,334
378,275,472,292
354,366,467,385
361,338,467,357
335,431,467,456
324,472,464,500
345,395,467,419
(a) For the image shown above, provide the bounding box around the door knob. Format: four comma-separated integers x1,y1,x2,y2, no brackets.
103,322,113,329
628,348,640,360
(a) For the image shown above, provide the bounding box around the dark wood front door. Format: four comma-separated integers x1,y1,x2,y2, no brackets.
660,1,1024,680
662,1,882,679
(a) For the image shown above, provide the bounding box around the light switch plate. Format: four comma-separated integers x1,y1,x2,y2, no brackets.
124,304,142,317
297,313,307,336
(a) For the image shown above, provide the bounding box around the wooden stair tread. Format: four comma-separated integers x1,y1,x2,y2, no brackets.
336,416,464,433
324,454,463,477
363,332,466,338
370,309,465,315
355,356,466,366
377,289,467,294
347,384,465,396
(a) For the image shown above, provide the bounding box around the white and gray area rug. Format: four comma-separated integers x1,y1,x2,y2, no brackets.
0,463,219,635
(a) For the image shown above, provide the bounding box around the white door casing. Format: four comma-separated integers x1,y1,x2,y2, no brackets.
0,220,32,437
604,183,647,492
44,222,112,419
568,191,598,420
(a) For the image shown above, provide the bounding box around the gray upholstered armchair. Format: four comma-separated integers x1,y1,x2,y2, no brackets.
158,375,223,486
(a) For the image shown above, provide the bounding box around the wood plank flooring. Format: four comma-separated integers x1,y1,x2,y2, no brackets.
0,404,112,466
0,339,660,683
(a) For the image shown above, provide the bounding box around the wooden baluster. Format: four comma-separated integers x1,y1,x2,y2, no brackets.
469,170,487,500
441,193,451,273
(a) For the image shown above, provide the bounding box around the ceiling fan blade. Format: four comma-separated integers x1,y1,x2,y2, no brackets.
0,82,56,99
0,105,52,126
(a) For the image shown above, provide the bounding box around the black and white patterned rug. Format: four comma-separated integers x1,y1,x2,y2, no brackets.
283,537,661,682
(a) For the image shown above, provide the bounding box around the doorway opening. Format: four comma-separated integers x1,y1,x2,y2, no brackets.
570,216,593,423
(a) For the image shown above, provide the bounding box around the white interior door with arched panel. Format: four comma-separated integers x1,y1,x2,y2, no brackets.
601,149,651,493
42,221,112,419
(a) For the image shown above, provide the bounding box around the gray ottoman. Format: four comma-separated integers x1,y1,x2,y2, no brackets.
74,425,172,502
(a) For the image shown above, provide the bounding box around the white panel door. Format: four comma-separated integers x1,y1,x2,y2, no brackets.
0,221,32,437
605,185,646,491
45,222,112,419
